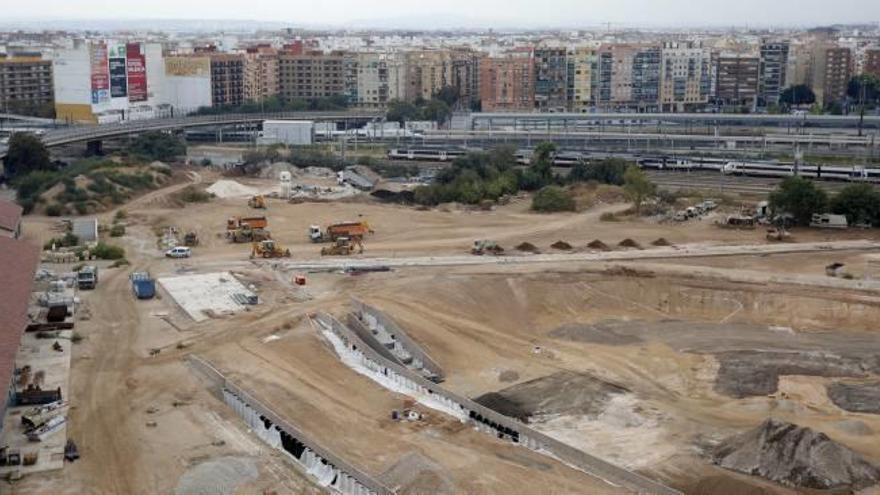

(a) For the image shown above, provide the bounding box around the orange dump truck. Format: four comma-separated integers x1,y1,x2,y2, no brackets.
309,221,372,242
228,216,268,231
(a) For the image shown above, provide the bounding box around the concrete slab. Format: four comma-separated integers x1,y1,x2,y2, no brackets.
158,272,256,323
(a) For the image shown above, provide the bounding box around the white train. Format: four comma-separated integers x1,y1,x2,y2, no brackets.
721,161,880,182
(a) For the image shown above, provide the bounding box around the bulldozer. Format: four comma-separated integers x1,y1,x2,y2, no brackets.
471,240,504,256
227,225,272,244
183,231,199,247
248,195,267,209
251,240,291,259
320,237,364,256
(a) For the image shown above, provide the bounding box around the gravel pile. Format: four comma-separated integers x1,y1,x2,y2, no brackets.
175,456,258,495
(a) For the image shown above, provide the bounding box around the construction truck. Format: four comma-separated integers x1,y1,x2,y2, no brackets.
227,216,268,231
251,240,291,259
76,266,98,290
183,231,199,247
321,237,364,256
248,195,267,209
471,240,504,256
309,221,372,243
227,225,272,243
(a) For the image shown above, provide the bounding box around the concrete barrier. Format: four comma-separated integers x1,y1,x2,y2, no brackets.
314,313,682,495
187,355,394,495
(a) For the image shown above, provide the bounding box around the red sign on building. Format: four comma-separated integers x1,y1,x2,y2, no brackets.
89,42,110,104
126,43,147,103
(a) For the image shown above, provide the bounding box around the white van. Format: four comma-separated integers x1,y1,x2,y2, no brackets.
165,246,192,258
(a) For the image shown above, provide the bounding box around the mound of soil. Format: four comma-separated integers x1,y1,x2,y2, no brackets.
549,322,644,346
550,240,573,250
474,371,629,422
712,419,880,490
618,238,643,249
515,242,541,254
586,240,611,251
688,475,774,495
651,238,673,247
827,381,880,414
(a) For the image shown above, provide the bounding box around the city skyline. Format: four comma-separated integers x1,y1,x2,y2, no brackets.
3,0,880,29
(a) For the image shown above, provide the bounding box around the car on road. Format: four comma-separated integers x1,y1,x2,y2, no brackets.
165,246,192,258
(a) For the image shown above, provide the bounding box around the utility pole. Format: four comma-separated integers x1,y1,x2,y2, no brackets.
859,77,867,138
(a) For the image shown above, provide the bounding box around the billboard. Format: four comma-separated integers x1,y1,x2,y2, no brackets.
165,56,211,77
126,43,147,103
89,42,110,105
109,56,127,98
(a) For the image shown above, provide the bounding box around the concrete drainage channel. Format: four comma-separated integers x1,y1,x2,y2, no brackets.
312,308,682,495
188,356,394,495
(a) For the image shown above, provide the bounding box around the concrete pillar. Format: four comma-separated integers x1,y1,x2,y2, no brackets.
86,140,103,156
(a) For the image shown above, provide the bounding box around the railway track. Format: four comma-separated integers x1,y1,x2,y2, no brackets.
646,171,870,195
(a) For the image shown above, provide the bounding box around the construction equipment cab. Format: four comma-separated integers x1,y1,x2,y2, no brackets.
310,221,372,242
248,195,267,209
251,240,291,259
77,266,98,290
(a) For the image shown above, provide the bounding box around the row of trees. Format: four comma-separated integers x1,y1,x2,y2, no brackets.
769,176,880,226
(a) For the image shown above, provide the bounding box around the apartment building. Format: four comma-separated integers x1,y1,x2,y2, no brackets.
715,54,760,109
406,50,452,103
209,54,245,107
450,49,481,110
567,46,597,112
278,52,346,102
0,52,54,117
243,46,279,102
864,48,880,78
355,52,407,108
594,44,661,112
759,40,789,107
533,46,568,112
660,42,711,112
479,50,534,112
809,45,853,107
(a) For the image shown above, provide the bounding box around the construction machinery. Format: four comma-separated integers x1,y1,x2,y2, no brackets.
183,231,199,247
248,195,267,209
227,216,268,231
251,240,291,259
471,240,504,256
321,237,364,256
227,225,272,243
309,221,372,243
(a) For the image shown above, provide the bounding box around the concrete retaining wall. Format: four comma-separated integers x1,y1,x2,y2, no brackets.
314,313,681,495
187,355,394,495
351,299,445,382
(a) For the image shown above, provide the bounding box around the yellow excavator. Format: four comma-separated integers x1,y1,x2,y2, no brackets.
321,236,364,256
248,195,267,209
250,240,291,259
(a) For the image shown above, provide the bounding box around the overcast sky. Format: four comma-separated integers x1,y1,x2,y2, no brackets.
4,0,880,28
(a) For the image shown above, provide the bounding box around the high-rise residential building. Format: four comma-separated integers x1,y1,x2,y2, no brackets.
594,44,661,111
355,52,407,108
0,52,54,117
660,42,711,112
278,52,346,102
715,54,760,109
533,46,568,112
406,50,453,103
243,46,279,103
864,48,880,78
567,46,597,113
759,40,789,107
808,45,853,107
209,54,245,107
450,49,481,110
479,50,534,112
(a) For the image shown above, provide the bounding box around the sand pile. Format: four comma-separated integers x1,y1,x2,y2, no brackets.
551,240,573,250
586,240,611,251
206,180,259,199
651,238,672,247
515,242,541,254
712,418,880,490
618,238,642,249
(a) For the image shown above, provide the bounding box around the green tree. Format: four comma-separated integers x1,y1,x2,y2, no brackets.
386,100,420,124
435,85,461,107
532,186,575,212
529,142,557,186
421,99,451,125
623,165,656,215
830,183,880,226
847,75,880,105
4,132,52,177
768,176,828,226
568,158,629,185
780,84,816,107
127,131,186,161
488,145,517,172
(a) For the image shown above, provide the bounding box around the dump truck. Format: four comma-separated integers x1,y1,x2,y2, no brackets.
227,226,272,243
130,272,156,300
309,221,372,243
321,237,364,256
471,240,504,256
248,195,267,209
251,240,291,259
227,216,268,231
76,266,98,290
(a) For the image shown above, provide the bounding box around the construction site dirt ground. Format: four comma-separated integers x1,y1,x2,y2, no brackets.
11,173,880,494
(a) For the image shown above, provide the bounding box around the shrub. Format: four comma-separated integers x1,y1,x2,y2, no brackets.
109,258,130,268
110,224,126,237
532,186,576,212
114,210,128,221
174,185,213,203
600,212,620,222
45,204,64,217
91,242,125,260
